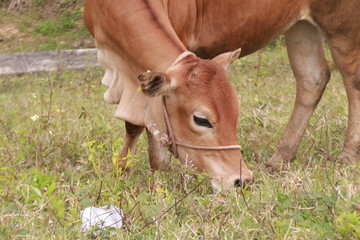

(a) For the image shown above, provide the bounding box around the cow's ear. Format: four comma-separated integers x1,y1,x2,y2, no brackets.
170,51,196,66
138,71,171,96
212,48,241,70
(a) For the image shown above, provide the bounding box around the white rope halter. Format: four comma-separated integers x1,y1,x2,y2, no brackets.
160,97,242,158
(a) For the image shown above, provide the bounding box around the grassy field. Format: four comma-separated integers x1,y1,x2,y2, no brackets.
1,1,360,239
0,0,93,53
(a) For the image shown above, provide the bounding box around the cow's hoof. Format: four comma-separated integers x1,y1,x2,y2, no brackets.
337,151,356,165
265,151,284,171
150,157,170,171
116,158,133,173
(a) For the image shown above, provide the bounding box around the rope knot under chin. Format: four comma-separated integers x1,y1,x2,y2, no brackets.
159,133,172,147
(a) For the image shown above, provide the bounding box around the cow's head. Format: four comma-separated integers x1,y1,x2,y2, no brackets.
138,49,253,190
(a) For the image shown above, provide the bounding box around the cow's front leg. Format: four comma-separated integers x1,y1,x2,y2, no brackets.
118,121,144,170
146,129,170,171
266,21,330,170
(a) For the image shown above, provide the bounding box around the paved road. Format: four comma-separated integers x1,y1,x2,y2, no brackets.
0,49,99,75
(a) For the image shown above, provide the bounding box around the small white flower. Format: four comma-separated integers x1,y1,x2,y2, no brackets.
30,114,39,121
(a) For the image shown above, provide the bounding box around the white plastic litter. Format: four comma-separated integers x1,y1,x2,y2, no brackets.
80,205,123,235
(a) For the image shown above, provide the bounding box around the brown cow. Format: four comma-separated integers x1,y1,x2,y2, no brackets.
84,0,360,189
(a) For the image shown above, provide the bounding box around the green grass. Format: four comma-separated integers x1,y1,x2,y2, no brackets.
0,0,92,53
0,42,359,239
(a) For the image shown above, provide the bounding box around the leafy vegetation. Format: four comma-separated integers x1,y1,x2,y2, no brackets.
0,1,359,239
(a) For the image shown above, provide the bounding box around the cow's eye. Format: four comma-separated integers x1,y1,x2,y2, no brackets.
193,115,213,128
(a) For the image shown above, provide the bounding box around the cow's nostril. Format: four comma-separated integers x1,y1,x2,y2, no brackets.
234,179,242,187
234,178,253,188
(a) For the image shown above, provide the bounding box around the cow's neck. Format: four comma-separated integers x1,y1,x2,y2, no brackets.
94,0,193,125
165,0,308,58
124,0,188,71
94,0,188,72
